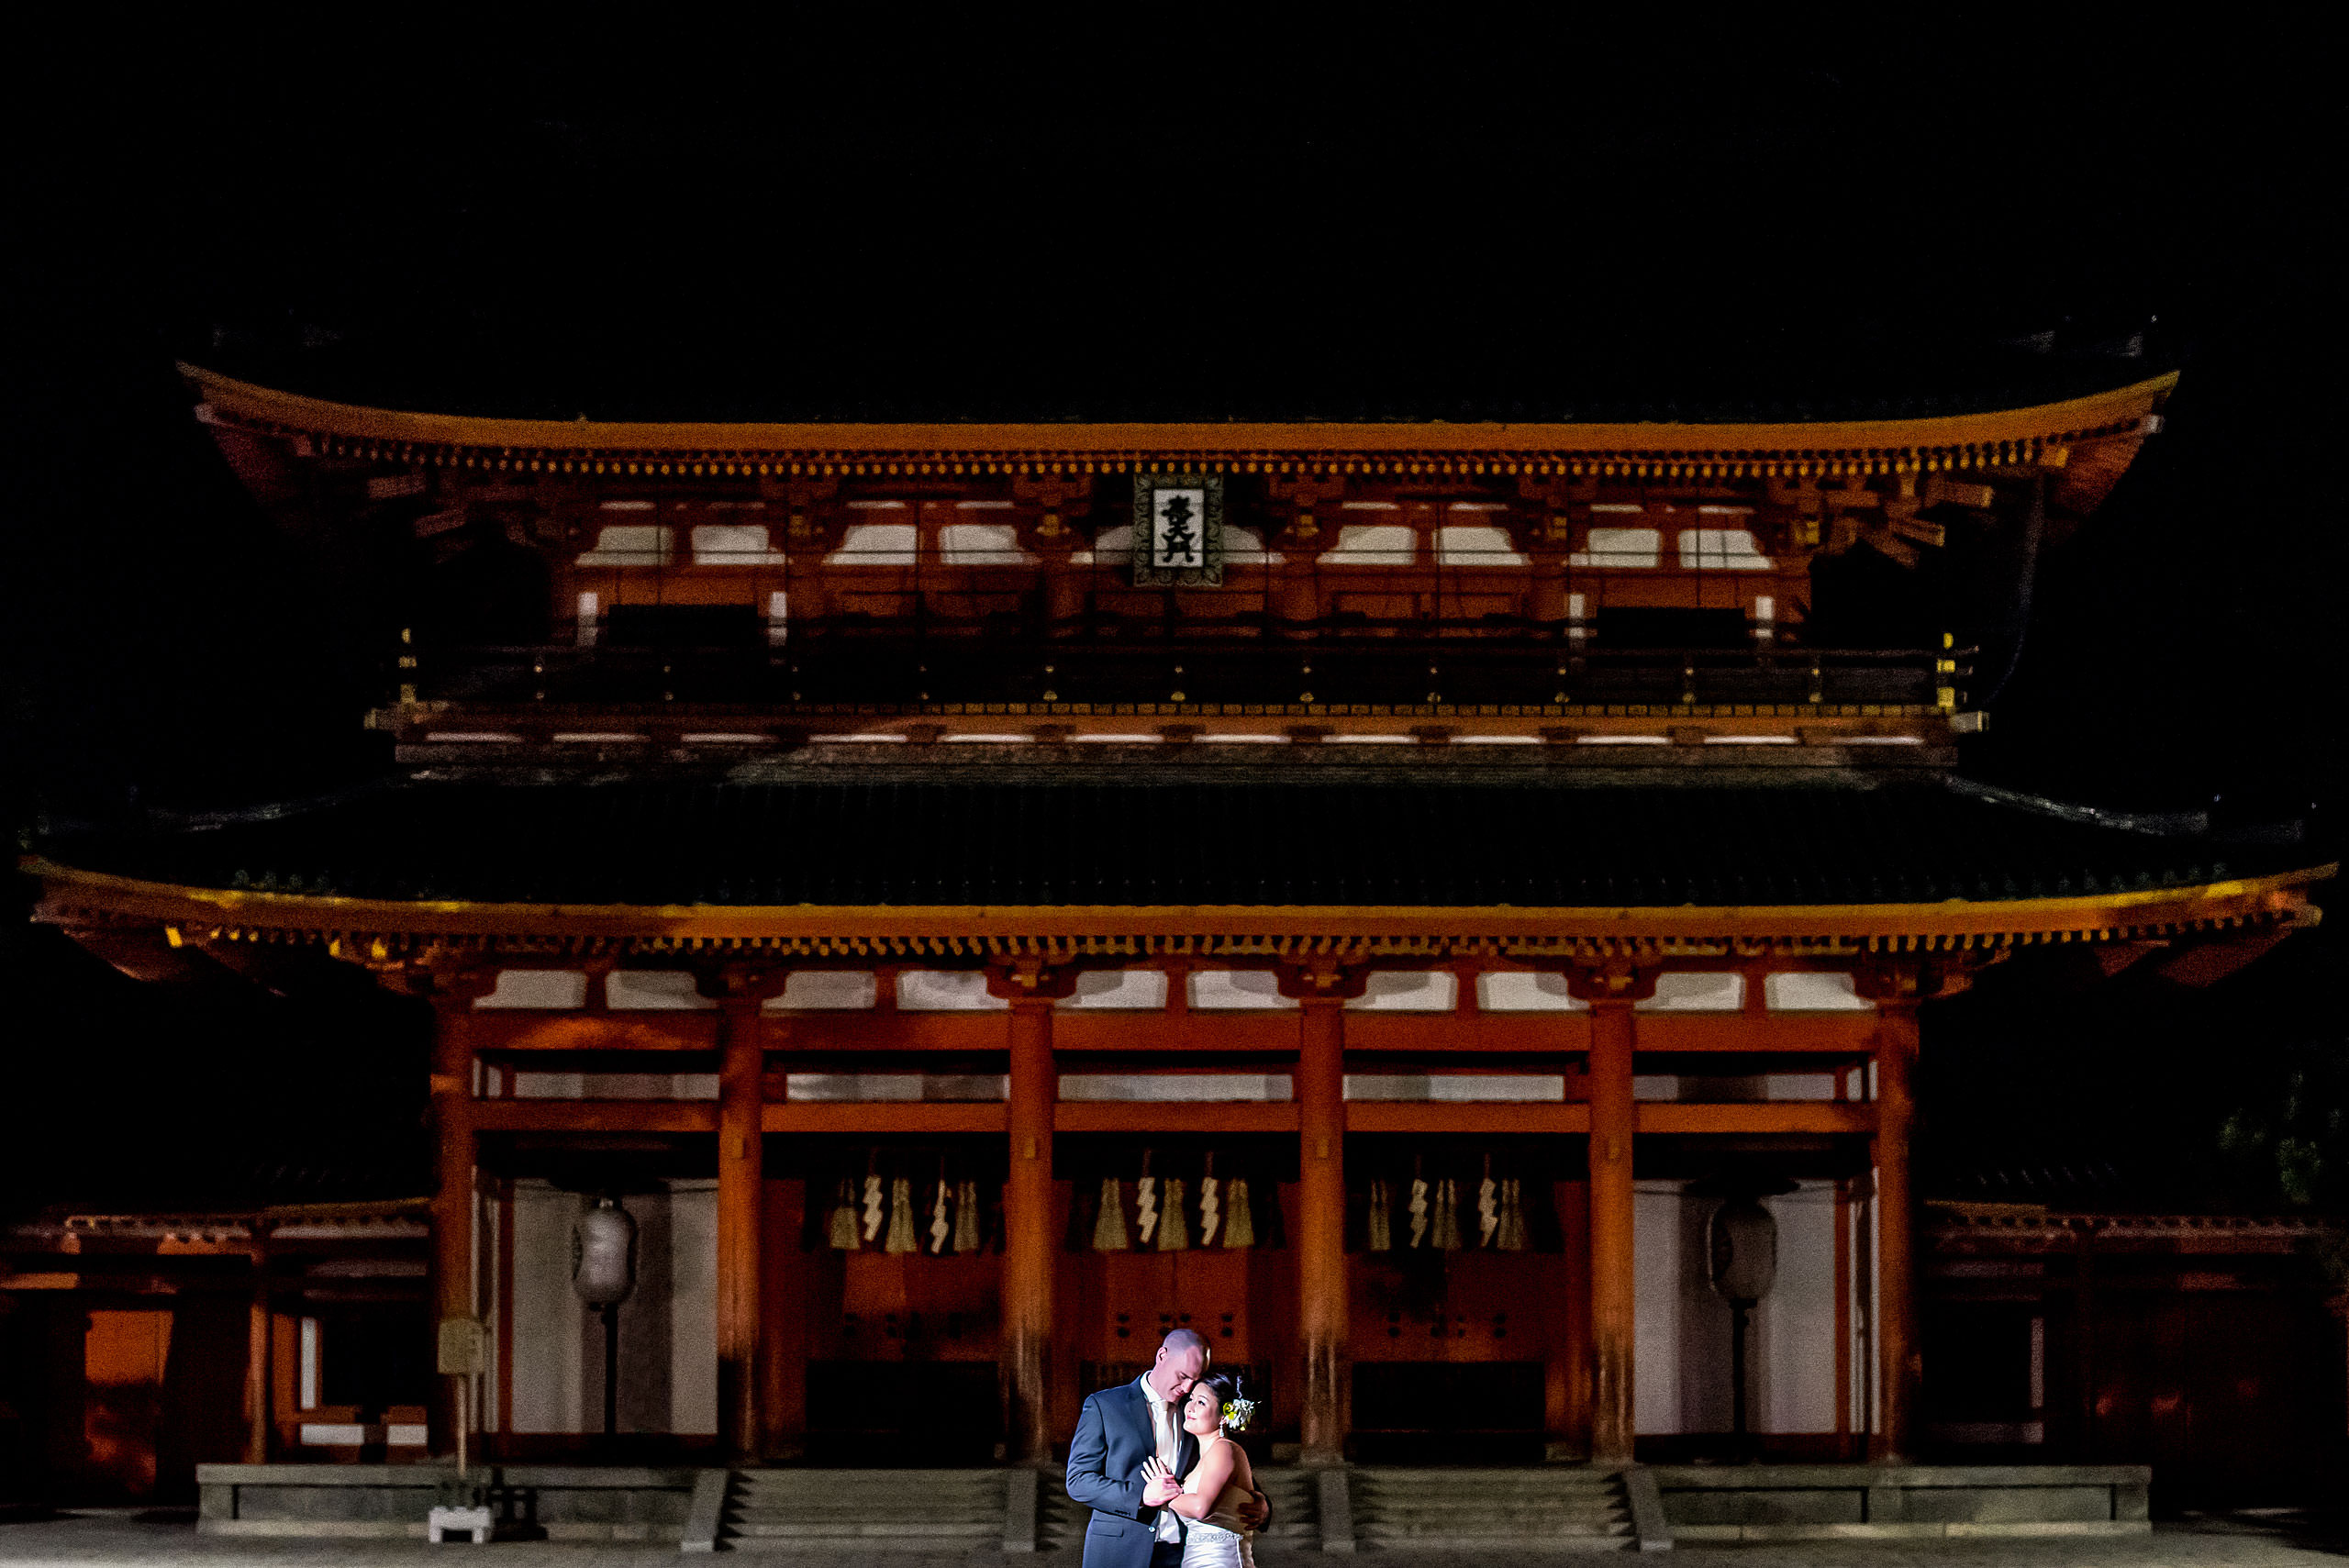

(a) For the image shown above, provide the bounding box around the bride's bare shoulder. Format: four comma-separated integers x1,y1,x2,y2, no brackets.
1225,1440,1254,1488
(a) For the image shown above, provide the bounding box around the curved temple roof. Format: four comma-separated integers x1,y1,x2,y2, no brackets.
184,363,2176,484
28,777,2325,958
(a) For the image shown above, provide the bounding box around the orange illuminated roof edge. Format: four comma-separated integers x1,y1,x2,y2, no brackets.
28,856,2322,946
181,363,2178,460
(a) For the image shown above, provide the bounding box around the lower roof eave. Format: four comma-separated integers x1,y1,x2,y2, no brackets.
26,856,2331,959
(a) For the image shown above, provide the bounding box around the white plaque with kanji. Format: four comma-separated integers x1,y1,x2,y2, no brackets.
1131,473,1224,587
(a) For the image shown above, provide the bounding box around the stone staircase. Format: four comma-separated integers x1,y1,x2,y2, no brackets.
1041,1465,1319,1553
714,1468,1009,1552
688,1462,1662,1551
1350,1466,1642,1551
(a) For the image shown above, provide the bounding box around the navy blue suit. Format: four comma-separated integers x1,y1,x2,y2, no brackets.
1065,1378,1198,1568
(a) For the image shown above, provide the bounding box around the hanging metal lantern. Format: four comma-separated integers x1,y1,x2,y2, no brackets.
1706,1194,1779,1305
571,1195,638,1308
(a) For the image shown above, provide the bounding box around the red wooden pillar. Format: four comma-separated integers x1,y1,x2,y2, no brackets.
1871,998,1921,1461
1294,991,1349,1464
244,1223,273,1463
1003,993,1059,1464
709,968,785,1462
425,972,493,1457
1585,996,1637,1464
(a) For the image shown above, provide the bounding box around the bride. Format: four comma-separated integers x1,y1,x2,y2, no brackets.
1140,1373,1259,1568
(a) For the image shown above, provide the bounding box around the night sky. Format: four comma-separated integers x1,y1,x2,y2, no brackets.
6,26,2341,1214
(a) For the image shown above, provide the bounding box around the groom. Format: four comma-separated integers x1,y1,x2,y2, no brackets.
1065,1328,1269,1567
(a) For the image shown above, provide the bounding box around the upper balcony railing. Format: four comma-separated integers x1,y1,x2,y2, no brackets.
400,616,1959,714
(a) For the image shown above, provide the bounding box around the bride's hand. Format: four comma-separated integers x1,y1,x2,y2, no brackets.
1140,1457,1182,1506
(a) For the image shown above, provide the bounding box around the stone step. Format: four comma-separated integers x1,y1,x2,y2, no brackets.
729,1521,1000,1539
728,1507,1001,1519
1365,1518,1631,1535
1358,1535,1636,1553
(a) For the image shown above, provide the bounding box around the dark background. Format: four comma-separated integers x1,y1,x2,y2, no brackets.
3,24,2341,1213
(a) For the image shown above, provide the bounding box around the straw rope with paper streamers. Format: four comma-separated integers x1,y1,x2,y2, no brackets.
1157,1178,1191,1251
929,1178,952,1255
884,1175,918,1253
1496,1177,1528,1251
1221,1178,1255,1249
1477,1157,1499,1248
862,1173,885,1243
953,1178,982,1254
1431,1177,1461,1251
829,1178,860,1250
1199,1176,1220,1247
1408,1175,1429,1248
1093,1178,1130,1251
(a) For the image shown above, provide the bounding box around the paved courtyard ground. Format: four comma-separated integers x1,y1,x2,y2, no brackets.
3,1509,2347,1567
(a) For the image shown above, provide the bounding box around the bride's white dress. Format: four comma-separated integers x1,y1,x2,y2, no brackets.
1179,1435,1255,1568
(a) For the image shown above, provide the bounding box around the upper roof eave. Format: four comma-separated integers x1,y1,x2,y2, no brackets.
181,362,2178,464
26,855,2326,953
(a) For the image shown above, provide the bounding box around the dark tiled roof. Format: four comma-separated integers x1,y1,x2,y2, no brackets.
46,775,2288,908
195,328,2169,428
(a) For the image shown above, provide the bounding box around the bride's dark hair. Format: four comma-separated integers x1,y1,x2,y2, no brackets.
1198,1372,1240,1404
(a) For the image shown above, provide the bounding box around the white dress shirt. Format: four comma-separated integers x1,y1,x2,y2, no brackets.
1138,1376,1184,1544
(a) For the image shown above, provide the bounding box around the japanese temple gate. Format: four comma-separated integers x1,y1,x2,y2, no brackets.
24,361,2330,1473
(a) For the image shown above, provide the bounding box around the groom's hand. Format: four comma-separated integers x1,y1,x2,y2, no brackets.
1234,1489,1271,1529
1140,1458,1183,1507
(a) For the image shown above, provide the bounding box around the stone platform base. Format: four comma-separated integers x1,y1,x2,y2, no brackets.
196,1460,2154,1549
196,1464,696,1543
1654,1464,2153,1542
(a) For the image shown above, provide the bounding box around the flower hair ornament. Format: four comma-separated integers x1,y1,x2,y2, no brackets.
1220,1380,1258,1432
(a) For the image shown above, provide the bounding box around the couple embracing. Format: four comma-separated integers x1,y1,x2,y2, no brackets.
1065,1328,1272,1568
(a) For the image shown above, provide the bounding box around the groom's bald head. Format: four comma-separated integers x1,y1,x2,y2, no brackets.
1148,1328,1209,1401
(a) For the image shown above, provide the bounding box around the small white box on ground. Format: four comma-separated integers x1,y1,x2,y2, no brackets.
428,1505,495,1544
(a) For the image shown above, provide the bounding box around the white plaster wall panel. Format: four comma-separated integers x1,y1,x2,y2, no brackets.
1059,1075,1294,1102
477,970,588,1010
1676,528,1775,570
1221,527,1276,564
1639,973,1745,1011
688,524,785,563
575,525,673,566
1319,525,1418,564
1344,1074,1565,1102
1086,522,1135,563
825,523,918,564
785,1073,1008,1102
1764,973,1875,1011
1476,972,1588,1011
667,1183,718,1436
610,1193,673,1434
1634,1183,1684,1434
1059,971,1170,1010
1763,1074,1838,1101
1761,1183,1839,1434
1188,971,1297,1010
513,1072,586,1099
938,523,1035,564
1436,525,1528,566
1571,528,1661,568
1671,1192,1737,1434
896,971,1008,1011
1346,972,1458,1011
1632,1076,1680,1102
766,971,878,1011
509,1184,585,1433
606,971,717,1010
